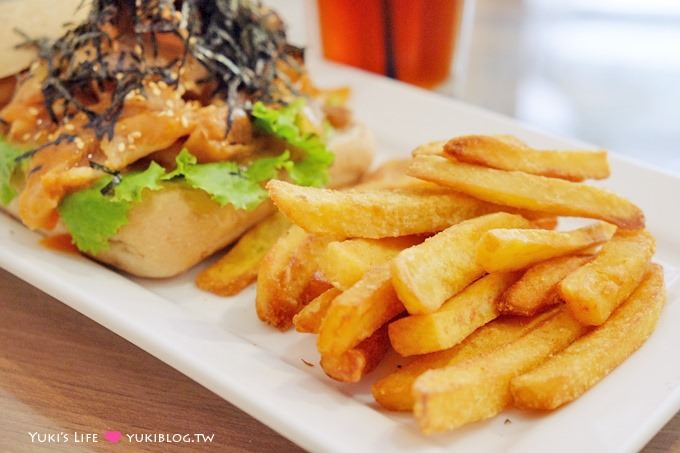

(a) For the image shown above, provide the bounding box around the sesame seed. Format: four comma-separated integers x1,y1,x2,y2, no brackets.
28,107,39,116
117,142,126,152
22,133,31,141
64,123,75,131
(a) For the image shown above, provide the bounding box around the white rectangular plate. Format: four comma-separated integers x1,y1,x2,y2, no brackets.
2,60,679,453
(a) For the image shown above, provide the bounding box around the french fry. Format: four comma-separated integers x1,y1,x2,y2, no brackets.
411,140,448,156
356,159,436,190
413,136,529,157
530,215,558,230
358,156,557,222
559,229,656,325
298,272,334,306
443,135,610,182
266,179,503,238
318,264,404,355
408,154,645,229
388,272,521,356
318,236,424,289
475,221,616,273
500,255,593,316
413,308,587,433
321,325,391,383
196,213,291,296
373,311,556,411
512,264,665,410
293,287,342,334
256,225,332,330
391,212,531,315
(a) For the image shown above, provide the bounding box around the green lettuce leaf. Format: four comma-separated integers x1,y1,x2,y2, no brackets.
246,150,292,183
58,162,166,254
0,138,23,206
58,178,130,254
162,149,268,210
252,100,334,187
113,161,165,202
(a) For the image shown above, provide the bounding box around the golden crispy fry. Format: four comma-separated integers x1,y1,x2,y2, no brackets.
321,325,391,383
408,154,645,229
359,157,556,221
267,180,503,238
373,312,556,411
255,225,332,330
476,222,616,273
318,264,404,355
391,212,531,315
512,264,665,409
388,272,521,356
413,136,528,157
559,229,656,326
298,272,334,306
530,215,558,230
318,236,424,289
443,135,610,182
356,159,436,190
500,255,593,316
413,308,587,433
196,213,291,296
411,140,448,156
293,287,342,334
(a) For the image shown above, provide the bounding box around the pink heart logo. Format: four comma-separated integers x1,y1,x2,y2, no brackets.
103,431,122,443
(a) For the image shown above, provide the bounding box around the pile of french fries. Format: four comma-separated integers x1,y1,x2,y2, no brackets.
198,134,666,434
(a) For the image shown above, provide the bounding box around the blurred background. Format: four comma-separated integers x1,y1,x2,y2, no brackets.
269,0,680,174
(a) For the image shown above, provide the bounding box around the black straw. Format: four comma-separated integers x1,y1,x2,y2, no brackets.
381,0,397,79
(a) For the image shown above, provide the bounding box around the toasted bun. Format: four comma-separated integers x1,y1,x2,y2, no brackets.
90,122,374,278
96,186,277,278
0,0,87,78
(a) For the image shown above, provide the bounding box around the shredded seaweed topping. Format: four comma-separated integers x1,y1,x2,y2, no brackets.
34,0,304,139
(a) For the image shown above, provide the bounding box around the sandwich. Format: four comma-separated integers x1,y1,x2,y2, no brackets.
0,0,374,278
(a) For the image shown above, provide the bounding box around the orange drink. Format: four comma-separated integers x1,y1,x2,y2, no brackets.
317,0,465,89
